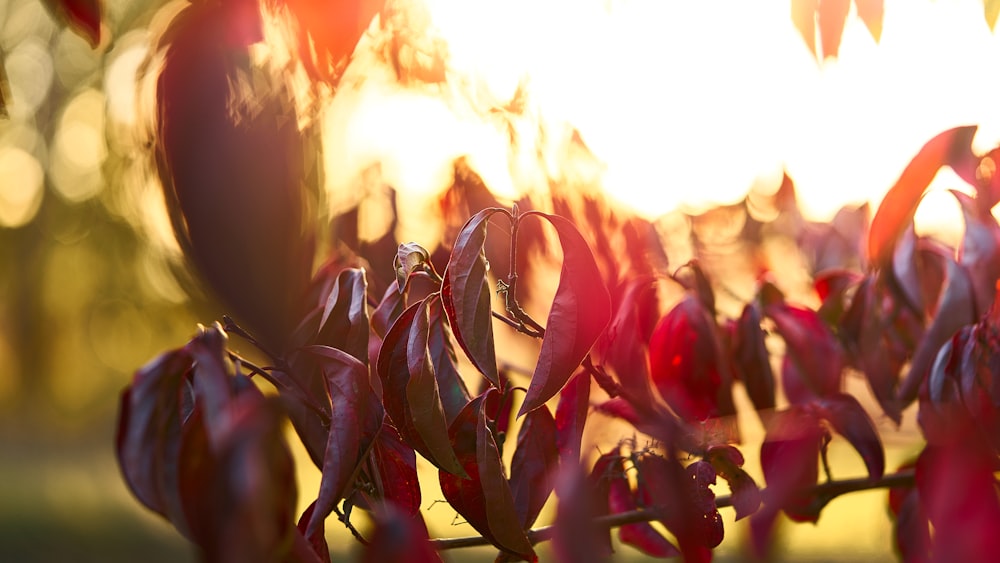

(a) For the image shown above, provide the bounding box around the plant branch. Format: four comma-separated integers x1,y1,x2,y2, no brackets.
428,469,916,551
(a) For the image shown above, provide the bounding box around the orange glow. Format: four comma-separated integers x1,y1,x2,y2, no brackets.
320,0,1000,231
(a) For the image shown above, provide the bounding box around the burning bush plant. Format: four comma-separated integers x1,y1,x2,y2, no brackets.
52,0,999,561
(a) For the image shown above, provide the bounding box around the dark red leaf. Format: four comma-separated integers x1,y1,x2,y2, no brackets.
893,488,931,562
818,0,849,58
916,443,1000,560
854,0,883,41
759,407,824,523
596,278,658,410
370,423,421,515
706,445,761,520
443,208,505,387
156,0,313,352
636,454,717,561
316,268,369,364
813,393,885,480
299,345,384,540
729,303,775,416
372,279,406,339
426,296,471,425
510,405,558,529
362,503,442,563
674,260,716,317
607,460,680,558
868,125,978,267
116,349,194,525
649,295,731,421
45,0,102,47
439,391,535,560
898,258,976,406
296,501,330,563
519,212,612,416
406,295,466,476
554,371,590,464
766,302,843,398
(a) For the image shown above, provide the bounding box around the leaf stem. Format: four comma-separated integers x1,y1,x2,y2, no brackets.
428,469,916,551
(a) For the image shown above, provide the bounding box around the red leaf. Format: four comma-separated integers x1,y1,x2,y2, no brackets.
893,489,931,562
868,125,979,267
854,0,883,41
406,295,466,476
818,0,850,59
649,295,731,421
729,303,775,416
554,371,590,464
596,278,658,409
519,212,612,416
46,0,102,47
370,423,421,515
813,393,885,480
898,258,976,406
510,405,559,529
608,461,680,558
706,445,761,521
362,503,442,563
299,346,384,540
759,407,823,522
791,0,819,57
636,455,718,560
426,296,471,425
443,208,506,387
115,349,194,525
439,391,535,560
156,0,313,352
316,268,370,364
372,279,406,339
766,303,843,398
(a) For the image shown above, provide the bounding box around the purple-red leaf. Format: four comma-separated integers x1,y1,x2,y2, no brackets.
369,423,421,515
443,208,505,387
519,212,612,416
953,189,1000,315
116,349,193,525
706,445,761,520
553,462,612,563
554,371,590,464
510,404,558,529
406,294,466,476
299,345,384,540
316,268,369,364
439,391,536,560
608,459,680,558
636,454,717,561
362,503,442,563
729,303,775,416
898,258,976,406
596,278,658,410
868,125,979,267
766,302,843,398
649,294,730,421
759,407,824,522
813,393,885,480
426,296,471,425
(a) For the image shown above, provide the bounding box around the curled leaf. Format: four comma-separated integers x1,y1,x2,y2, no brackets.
443,208,505,387
519,212,612,416
813,393,885,480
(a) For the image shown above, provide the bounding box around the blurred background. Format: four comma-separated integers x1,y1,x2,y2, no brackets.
1,0,1000,561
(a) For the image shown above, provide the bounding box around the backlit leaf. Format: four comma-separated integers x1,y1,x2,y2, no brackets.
406,295,466,476
813,393,885,480
766,302,843,398
370,423,421,515
426,296,471,425
818,0,849,59
362,503,442,563
439,391,536,560
952,189,1000,315
759,407,824,522
316,268,369,364
868,125,978,267
510,404,558,529
854,0,883,41
299,345,384,540
607,458,680,558
729,303,775,416
43,0,101,46
554,371,590,464
706,445,761,520
443,208,505,387
519,212,612,416
791,0,819,57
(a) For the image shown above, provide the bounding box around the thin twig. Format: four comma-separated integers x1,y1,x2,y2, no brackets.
428,469,917,551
